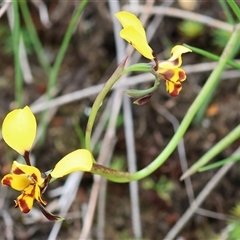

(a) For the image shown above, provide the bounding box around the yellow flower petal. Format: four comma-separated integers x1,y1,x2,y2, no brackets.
11,161,44,186
1,174,30,191
16,185,35,213
34,185,47,205
115,11,147,42
115,11,153,59
120,27,153,59
2,106,37,155
51,149,93,178
158,68,187,83
165,81,182,97
171,45,192,57
158,45,192,69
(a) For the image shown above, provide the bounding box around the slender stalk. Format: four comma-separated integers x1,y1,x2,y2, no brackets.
12,1,22,107
85,57,128,151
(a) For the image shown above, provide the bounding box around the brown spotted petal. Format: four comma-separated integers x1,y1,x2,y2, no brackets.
12,161,44,187
158,68,187,83
158,68,187,97
34,184,47,205
165,81,183,97
158,45,192,69
15,185,36,213
2,174,30,191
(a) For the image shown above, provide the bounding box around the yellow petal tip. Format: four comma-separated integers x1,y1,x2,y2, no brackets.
51,149,93,178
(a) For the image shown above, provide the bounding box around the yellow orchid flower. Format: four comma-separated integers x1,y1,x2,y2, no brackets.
2,161,46,214
1,106,93,220
115,11,192,97
158,45,191,96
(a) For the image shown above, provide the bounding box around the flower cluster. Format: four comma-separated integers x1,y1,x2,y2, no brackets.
115,11,191,97
1,106,93,220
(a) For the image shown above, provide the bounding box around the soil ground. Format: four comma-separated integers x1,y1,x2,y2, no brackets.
0,1,240,239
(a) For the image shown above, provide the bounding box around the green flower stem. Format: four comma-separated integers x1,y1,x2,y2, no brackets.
227,0,240,21
125,77,160,98
91,163,131,182
181,124,240,179
184,44,240,70
19,0,51,75
199,155,240,172
12,1,22,107
85,57,128,152
124,64,160,98
100,24,240,183
123,63,153,73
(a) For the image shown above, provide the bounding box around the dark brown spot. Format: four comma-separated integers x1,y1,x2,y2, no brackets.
161,69,174,81
134,94,152,105
31,173,38,182
23,151,31,166
152,51,158,71
29,185,36,198
179,71,186,81
2,176,13,186
13,167,25,175
171,58,179,66
170,83,182,97
18,198,31,213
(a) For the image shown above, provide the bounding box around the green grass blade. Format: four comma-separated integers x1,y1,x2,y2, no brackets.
12,1,23,107
184,43,240,125
218,0,235,24
227,0,240,22
199,155,240,172
181,124,240,180
184,44,240,69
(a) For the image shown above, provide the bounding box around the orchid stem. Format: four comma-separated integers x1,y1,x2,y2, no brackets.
85,57,128,152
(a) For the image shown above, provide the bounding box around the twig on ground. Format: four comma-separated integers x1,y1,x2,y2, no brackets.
30,62,240,114
47,172,83,240
0,0,11,18
7,4,33,84
163,147,240,240
124,5,233,32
